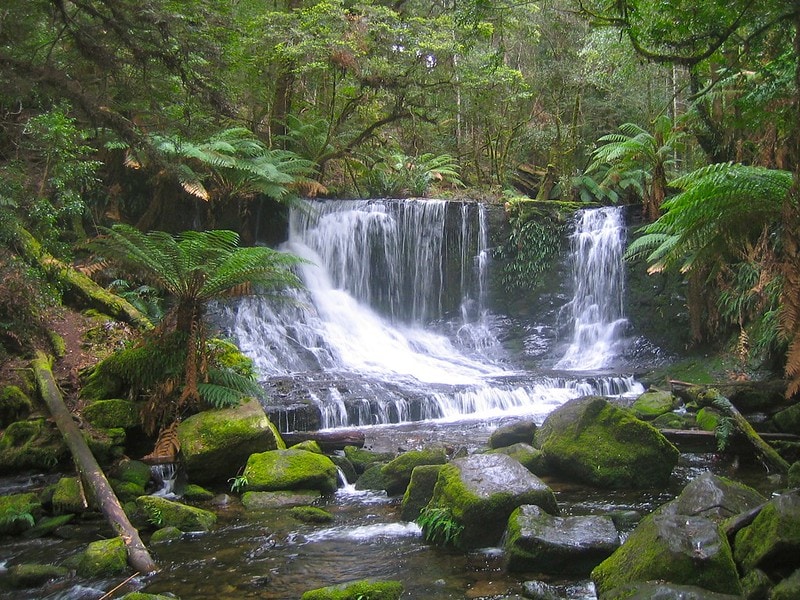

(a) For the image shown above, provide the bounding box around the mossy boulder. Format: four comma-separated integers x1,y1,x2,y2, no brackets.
183,484,214,501
5,563,69,589
381,447,447,496
426,453,558,549
241,490,321,510
354,463,389,491
505,504,620,575
343,445,394,474
0,385,33,428
136,495,216,532
289,506,334,524
82,399,139,429
771,568,800,600
630,389,680,421
291,440,323,453
401,464,443,521
300,578,403,600
51,476,87,515
178,398,285,484
113,459,153,488
535,395,679,488
668,472,765,523
243,448,338,494
150,526,183,543
740,569,773,600
591,513,742,597
773,402,800,435
0,492,41,535
734,490,800,576
0,419,67,474
23,514,74,538
487,420,537,449
651,411,688,429
489,443,546,475
77,536,128,577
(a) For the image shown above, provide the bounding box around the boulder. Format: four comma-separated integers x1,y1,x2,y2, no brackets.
51,477,87,515
401,464,443,521
5,563,69,589
521,580,561,600
426,453,557,549
300,578,403,600
76,536,127,577
343,445,394,474
150,526,182,543
0,492,41,535
381,447,447,496
0,385,33,428
505,504,620,574
771,568,800,600
601,582,743,600
178,398,285,484
631,389,680,421
243,448,338,494
488,420,537,449
667,471,765,523
135,495,216,532
0,419,67,474
651,411,688,429
242,490,321,510
773,402,800,435
354,464,389,491
489,443,546,475
82,399,139,429
734,490,800,576
591,513,742,597
289,506,334,523
535,395,679,488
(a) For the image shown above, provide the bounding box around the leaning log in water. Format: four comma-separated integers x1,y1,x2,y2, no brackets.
32,351,158,574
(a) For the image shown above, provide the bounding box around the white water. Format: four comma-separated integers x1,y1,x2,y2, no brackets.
227,200,642,430
556,206,629,370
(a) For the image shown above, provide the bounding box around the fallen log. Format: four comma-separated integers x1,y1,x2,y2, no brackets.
32,351,158,575
661,429,800,454
282,429,365,451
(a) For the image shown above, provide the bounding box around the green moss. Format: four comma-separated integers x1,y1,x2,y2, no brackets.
381,447,447,496
291,440,323,454
289,506,334,524
243,449,338,494
135,496,216,532
489,443,546,475
354,464,388,491
183,484,214,501
343,446,394,474
111,479,146,504
83,399,140,429
150,526,183,543
7,563,69,588
400,464,443,521
631,389,679,421
23,514,74,538
113,459,152,488
300,578,404,600
48,330,67,358
85,427,126,465
0,385,33,427
696,407,721,432
651,412,687,429
52,477,85,515
734,493,800,574
771,569,800,600
0,492,41,535
77,536,128,577
0,419,43,449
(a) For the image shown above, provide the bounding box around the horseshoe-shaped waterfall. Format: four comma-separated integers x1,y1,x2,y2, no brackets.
223,199,643,432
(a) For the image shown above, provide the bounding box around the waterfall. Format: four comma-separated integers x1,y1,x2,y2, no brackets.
223,199,642,430
556,206,629,371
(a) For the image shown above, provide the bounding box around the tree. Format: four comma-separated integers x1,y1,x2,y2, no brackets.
587,115,685,221
87,225,304,434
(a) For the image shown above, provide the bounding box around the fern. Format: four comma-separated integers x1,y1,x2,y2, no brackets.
416,506,463,547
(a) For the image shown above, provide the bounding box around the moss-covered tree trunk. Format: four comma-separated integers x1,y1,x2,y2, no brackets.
32,351,158,575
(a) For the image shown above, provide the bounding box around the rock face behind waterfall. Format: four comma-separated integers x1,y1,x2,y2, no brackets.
535,395,679,488
425,453,557,549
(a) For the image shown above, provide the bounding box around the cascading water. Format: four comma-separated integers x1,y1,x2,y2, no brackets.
224,200,642,430
556,206,629,371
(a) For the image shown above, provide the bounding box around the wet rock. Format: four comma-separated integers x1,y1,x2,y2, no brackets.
665,471,766,523
243,448,338,494
82,398,139,429
601,582,743,599
773,402,800,435
488,421,537,449
535,395,679,488
289,506,334,523
734,490,800,576
521,579,560,600
354,463,388,491
489,443,546,475
651,411,687,429
427,453,557,549
178,398,285,484
5,563,69,589
76,536,127,577
343,445,394,474
630,389,680,421
401,464,443,521
505,504,620,574
591,513,742,597
771,568,800,600
150,525,182,543
51,476,85,515
241,490,321,510
740,568,772,600
381,447,447,496
136,495,216,532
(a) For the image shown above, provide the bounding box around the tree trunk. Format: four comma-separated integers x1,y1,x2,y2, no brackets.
32,351,158,575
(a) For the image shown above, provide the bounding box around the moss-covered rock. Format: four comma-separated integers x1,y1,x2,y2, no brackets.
489,443,546,475
426,453,557,549
77,536,128,577
183,484,214,501
0,492,41,535
790,461,800,489
401,464,443,521
651,411,688,429
6,563,69,588
300,578,403,600
51,477,87,515
343,445,394,474
381,447,447,496
505,504,620,574
773,402,800,435
354,464,388,491
535,395,679,489
631,389,680,421
113,459,153,488
330,455,357,485
734,491,800,576
289,506,334,524
591,512,742,597
178,398,285,484
0,419,67,474
696,407,722,432
82,399,139,429
150,526,183,543
23,514,74,539
241,490,321,510
771,568,800,600
740,568,772,600
243,448,338,494
290,440,323,453
669,472,765,523
135,495,216,532
487,421,537,449
0,385,33,428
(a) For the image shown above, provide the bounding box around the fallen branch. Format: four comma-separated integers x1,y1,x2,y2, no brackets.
32,351,158,574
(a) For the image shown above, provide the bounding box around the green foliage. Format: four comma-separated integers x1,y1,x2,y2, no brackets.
363,153,463,198
228,473,249,493
107,280,165,323
416,506,463,547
